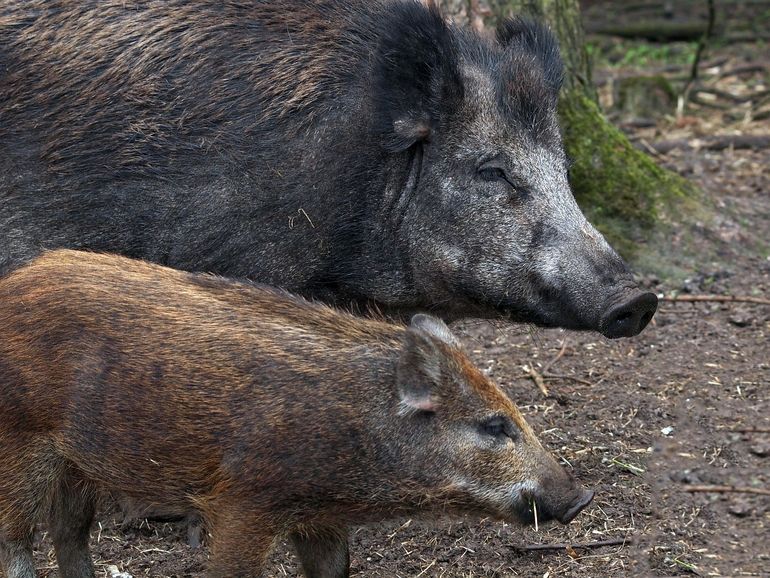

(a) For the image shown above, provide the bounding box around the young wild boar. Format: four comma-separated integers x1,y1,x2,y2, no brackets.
0,250,593,578
0,0,656,339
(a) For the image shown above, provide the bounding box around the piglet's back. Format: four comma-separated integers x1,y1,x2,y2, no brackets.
0,250,404,501
0,249,403,350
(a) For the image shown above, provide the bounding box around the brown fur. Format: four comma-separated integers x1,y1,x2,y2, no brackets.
0,1,380,181
0,250,590,577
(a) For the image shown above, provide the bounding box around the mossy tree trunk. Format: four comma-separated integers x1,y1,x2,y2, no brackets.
440,0,699,261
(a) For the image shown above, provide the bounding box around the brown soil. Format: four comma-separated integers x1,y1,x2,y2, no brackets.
25,44,770,578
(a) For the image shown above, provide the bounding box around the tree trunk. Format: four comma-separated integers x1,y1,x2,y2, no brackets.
440,0,699,261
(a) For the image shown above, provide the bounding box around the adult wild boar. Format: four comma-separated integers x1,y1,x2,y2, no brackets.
0,0,656,337
0,250,593,578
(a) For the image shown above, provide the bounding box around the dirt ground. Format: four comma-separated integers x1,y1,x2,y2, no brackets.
25,39,769,578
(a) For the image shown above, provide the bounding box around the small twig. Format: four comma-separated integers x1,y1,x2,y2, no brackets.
638,138,666,159
661,294,770,305
609,458,645,476
414,559,437,578
541,373,596,387
699,56,730,70
518,537,630,552
525,364,550,397
542,340,568,374
732,427,770,434
684,485,770,496
672,557,700,574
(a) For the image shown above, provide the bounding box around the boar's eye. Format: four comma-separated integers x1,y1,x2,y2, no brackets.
478,166,508,183
480,416,514,440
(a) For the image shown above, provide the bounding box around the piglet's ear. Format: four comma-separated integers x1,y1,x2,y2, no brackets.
409,314,461,349
496,17,563,98
396,327,446,414
373,3,463,152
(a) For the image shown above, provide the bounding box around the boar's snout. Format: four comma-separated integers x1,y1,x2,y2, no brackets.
598,290,658,338
555,487,594,524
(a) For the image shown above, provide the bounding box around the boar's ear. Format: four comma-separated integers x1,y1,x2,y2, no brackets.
409,314,461,349
396,327,446,414
496,17,563,98
373,3,463,152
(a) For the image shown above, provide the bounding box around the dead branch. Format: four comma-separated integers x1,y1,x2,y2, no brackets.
713,63,768,80
645,135,770,154
693,87,751,103
684,485,770,496
694,87,770,104
732,427,770,433
518,537,630,551
689,94,733,110
661,294,770,305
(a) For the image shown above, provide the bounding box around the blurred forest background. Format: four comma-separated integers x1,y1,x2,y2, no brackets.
439,0,769,276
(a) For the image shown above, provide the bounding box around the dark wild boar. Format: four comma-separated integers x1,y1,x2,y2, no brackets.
0,0,656,338
0,250,593,578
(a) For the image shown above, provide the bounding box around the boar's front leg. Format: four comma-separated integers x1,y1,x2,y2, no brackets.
49,467,97,578
290,525,349,578
0,529,36,578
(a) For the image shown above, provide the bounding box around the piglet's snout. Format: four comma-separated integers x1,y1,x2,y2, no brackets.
555,487,594,524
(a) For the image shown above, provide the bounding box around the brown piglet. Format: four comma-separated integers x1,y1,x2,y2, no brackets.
0,250,593,578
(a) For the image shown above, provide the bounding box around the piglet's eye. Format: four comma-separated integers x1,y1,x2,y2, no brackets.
481,417,508,439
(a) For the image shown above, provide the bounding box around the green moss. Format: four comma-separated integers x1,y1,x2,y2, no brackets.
559,92,700,260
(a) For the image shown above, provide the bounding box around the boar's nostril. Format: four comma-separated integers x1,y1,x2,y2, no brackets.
599,292,658,339
615,311,633,323
557,489,594,524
